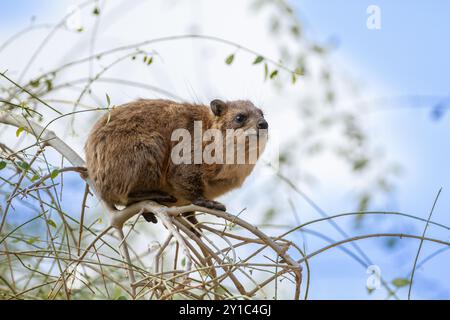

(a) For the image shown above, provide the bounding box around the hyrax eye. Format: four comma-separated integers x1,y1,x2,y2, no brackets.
235,114,247,123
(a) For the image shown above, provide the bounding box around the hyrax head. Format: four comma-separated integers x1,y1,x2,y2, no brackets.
209,99,268,134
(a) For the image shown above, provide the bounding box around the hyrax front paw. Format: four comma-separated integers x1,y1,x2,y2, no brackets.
193,198,226,211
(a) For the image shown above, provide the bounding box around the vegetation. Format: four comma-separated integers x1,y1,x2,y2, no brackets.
0,0,447,299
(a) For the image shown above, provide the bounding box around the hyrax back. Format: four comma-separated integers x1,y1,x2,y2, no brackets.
85,99,268,213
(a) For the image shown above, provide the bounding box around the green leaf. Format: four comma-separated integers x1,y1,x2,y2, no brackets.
354,194,370,228
269,70,278,79
294,67,303,75
392,278,410,288
147,56,153,65
385,238,398,248
264,63,269,80
18,161,30,171
252,56,264,64
30,173,40,181
0,161,7,170
213,286,227,297
45,79,53,91
27,237,39,245
225,54,235,65
143,56,147,63
326,91,335,103
106,112,112,124
353,158,369,171
117,296,127,300
263,208,276,223
290,25,301,37
46,219,57,228
291,73,297,84
312,45,325,54
358,194,370,212
30,79,40,88
16,127,25,137
50,169,59,179
112,286,122,299
92,7,100,15
181,257,186,267
270,19,280,33
106,93,111,107
279,152,289,164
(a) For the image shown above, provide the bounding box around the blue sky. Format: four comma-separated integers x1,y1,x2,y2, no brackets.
1,1,45,25
293,0,450,212
297,0,450,95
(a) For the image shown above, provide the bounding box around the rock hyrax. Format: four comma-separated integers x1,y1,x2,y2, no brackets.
85,99,268,225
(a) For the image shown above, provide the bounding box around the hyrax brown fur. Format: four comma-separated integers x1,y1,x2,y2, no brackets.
85,99,268,226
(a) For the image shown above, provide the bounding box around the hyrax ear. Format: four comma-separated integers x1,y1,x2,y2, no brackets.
210,99,227,116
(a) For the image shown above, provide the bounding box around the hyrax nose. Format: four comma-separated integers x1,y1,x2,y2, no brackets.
257,119,268,129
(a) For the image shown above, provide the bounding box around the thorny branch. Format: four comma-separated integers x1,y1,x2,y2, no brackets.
0,110,303,299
